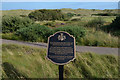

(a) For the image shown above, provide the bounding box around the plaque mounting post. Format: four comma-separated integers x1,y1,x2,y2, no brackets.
59,65,64,80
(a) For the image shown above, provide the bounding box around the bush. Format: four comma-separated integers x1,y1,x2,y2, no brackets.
44,22,65,27
76,14,81,16
109,16,120,31
20,15,28,17
92,13,120,16
2,16,34,33
85,17,105,28
66,13,76,17
28,9,70,21
44,22,56,27
54,25,86,44
71,18,81,21
16,24,53,42
101,16,120,36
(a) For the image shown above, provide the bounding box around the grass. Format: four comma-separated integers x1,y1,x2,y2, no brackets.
1,26,118,48
61,8,117,16
2,9,117,18
2,33,20,40
1,9,118,48
71,16,116,23
2,9,33,17
2,44,118,79
78,29,118,47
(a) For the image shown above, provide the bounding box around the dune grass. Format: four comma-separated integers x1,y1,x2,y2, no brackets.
2,44,118,79
78,30,118,47
71,16,116,23
2,33,20,40
2,9,33,17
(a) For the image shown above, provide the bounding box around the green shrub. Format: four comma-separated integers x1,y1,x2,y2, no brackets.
54,25,86,44
44,22,65,27
92,13,120,16
65,20,86,27
109,16,120,31
85,17,105,28
71,18,81,21
2,16,34,33
76,14,81,16
28,9,70,21
44,22,56,27
15,24,53,42
2,33,20,40
101,16,120,36
66,13,76,17
20,15,28,17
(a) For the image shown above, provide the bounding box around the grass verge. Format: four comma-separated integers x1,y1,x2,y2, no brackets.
2,44,118,79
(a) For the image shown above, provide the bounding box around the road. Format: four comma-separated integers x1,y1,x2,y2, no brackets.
1,39,118,55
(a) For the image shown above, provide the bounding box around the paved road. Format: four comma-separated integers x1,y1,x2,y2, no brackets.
1,39,119,55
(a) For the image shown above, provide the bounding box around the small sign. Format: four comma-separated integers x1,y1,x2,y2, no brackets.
47,31,76,65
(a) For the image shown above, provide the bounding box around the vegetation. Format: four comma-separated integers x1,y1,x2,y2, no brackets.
28,9,70,21
16,24,53,42
1,9,33,17
101,16,120,36
1,8,119,80
15,24,86,43
55,25,86,41
70,18,81,21
2,33,20,40
2,24,118,47
2,44,118,79
85,17,105,28
2,8,117,17
79,30,118,47
44,21,65,27
2,16,34,33
92,13,120,16
66,13,76,17
1,9,119,48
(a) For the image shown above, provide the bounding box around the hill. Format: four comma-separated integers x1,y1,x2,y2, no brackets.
1,8,118,17
2,44,118,79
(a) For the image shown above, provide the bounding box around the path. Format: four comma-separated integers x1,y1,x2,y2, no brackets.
1,39,118,55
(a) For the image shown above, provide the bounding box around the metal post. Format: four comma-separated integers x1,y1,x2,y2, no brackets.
59,65,64,80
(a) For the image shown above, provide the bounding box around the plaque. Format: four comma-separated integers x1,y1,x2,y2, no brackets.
47,31,76,65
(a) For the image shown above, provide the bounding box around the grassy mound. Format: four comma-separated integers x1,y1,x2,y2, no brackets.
2,44,118,79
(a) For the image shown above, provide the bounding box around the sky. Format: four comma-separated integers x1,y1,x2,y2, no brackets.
1,2,119,10
1,0,120,2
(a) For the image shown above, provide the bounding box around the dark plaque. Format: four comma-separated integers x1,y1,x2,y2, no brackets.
47,31,75,65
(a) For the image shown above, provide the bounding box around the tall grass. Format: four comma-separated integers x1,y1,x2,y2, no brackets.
2,44,118,78
2,33,20,40
2,9,33,16
79,30,118,47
